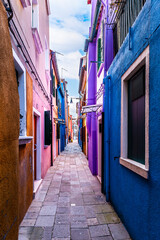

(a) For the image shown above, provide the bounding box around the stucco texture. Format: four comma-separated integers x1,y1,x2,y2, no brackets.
105,0,160,239
0,1,19,239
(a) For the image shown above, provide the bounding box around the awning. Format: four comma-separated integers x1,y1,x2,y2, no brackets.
81,104,102,114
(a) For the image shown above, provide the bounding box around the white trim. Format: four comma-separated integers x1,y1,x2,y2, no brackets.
120,46,149,179
12,48,27,137
33,107,41,180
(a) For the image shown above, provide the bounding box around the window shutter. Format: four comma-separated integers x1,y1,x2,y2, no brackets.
97,38,101,71
57,124,60,139
44,111,51,145
52,75,55,97
101,21,104,62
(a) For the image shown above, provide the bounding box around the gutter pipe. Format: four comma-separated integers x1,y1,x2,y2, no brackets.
103,75,111,201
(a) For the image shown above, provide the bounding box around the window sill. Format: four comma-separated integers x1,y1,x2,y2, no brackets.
32,28,43,54
19,136,33,145
20,0,31,8
120,157,148,179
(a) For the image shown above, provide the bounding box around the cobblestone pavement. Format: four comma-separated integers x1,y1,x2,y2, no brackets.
19,143,131,240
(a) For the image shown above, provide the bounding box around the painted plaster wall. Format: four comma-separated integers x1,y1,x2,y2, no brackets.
19,72,33,224
105,0,160,239
52,70,58,160
10,0,50,93
58,83,65,152
33,82,51,179
87,41,97,175
10,0,51,179
0,2,19,238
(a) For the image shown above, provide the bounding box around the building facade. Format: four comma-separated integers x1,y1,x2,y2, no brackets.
2,0,51,227
103,0,160,239
0,2,19,238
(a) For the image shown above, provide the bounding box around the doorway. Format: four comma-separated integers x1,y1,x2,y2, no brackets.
98,117,102,183
33,108,41,193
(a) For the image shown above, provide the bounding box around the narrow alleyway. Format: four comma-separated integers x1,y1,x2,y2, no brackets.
19,143,130,240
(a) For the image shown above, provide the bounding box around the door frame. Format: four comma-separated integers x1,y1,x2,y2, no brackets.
33,107,41,180
98,115,102,183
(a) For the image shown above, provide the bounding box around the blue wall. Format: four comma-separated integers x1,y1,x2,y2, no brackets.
104,0,160,239
58,83,65,152
78,118,83,149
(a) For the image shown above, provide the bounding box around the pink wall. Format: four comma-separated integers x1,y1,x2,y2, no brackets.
11,0,51,179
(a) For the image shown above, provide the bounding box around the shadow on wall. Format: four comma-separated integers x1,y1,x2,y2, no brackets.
0,2,19,239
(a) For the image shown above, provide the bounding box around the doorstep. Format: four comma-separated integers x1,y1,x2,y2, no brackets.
33,179,42,198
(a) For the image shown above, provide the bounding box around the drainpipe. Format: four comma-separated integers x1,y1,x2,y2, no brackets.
50,54,54,166
103,74,111,202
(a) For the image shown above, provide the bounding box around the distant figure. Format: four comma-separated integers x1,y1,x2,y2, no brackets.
69,135,71,142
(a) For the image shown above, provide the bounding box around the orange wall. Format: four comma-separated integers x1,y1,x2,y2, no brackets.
19,72,33,224
0,2,19,239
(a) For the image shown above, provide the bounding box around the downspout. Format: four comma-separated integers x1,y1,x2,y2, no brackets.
50,55,53,166
103,74,111,201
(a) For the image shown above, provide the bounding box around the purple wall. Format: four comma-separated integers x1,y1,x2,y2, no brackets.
87,40,97,175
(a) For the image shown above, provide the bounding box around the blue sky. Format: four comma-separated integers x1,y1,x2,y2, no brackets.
49,0,91,116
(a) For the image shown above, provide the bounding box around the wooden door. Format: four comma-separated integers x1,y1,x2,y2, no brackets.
34,115,37,180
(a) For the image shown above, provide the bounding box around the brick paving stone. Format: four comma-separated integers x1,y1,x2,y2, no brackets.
19,143,130,240
24,212,39,219
56,207,70,214
52,225,70,238
42,227,53,240
30,227,44,240
89,225,110,238
55,214,70,224
20,219,36,227
52,238,70,240
87,218,99,226
39,206,57,215
28,206,41,213
71,206,85,215
19,226,34,235
71,229,91,240
91,237,113,240
35,216,55,227
104,213,120,224
108,223,130,240
71,215,88,229
18,234,30,240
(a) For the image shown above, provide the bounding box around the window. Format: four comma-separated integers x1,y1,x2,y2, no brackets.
32,1,39,31
44,111,51,146
13,50,26,136
120,46,149,179
119,0,146,46
97,21,104,71
110,0,146,55
128,67,145,164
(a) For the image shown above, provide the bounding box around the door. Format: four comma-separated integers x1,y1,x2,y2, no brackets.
98,119,102,181
34,115,37,180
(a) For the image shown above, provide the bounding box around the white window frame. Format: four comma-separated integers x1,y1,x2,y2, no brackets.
120,46,149,179
32,1,39,31
13,49,27,137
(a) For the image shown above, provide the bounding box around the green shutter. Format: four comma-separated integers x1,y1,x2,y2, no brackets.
97,38,101,71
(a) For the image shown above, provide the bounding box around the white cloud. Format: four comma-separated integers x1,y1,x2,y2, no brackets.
49,0,91,116
49,0,90,20
50,27,85,54
56,51,82,79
